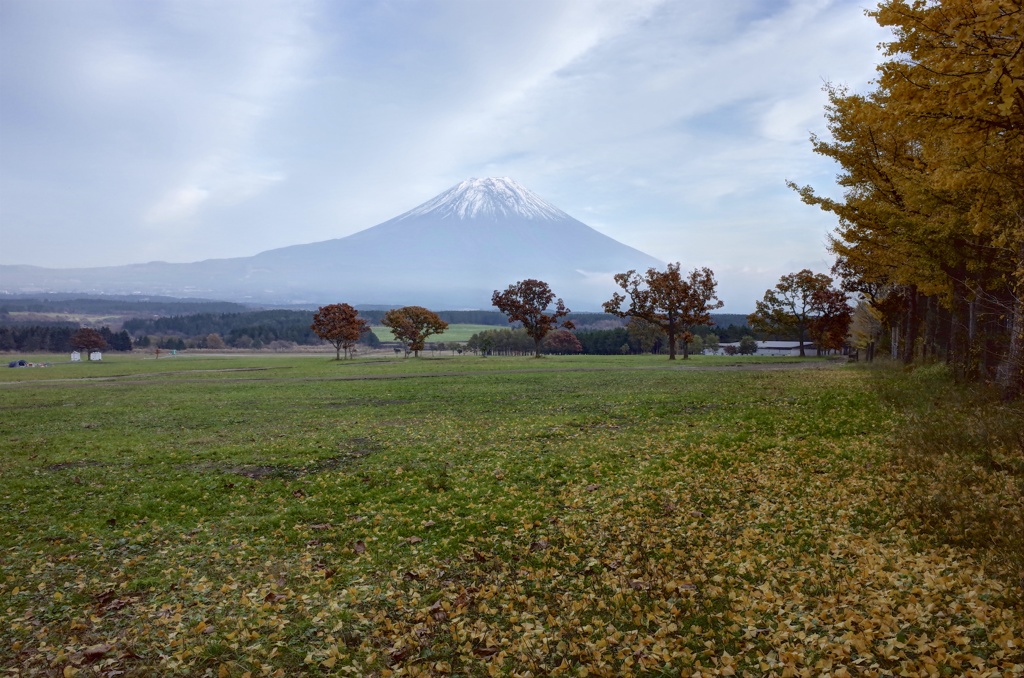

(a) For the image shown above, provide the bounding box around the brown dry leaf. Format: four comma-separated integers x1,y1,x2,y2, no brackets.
473,646,500,658
406,535,423,545
388,646,411,664
83,644,112,661
352,540,366,554
309,523,332,530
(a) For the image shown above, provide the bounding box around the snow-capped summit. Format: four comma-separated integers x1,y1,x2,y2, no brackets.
1,178,663,309
397,177,571,221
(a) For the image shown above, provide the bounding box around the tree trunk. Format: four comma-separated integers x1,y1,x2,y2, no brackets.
923,295,936,360
948,280,971,379
903,287,919,365
534,337,542,358
667,327,676,360
1000,247,1024,399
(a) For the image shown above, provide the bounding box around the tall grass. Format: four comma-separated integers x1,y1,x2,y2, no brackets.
873,361,1024,588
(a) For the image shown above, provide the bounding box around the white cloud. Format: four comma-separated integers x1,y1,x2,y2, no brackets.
1,0,890,310
145,186,210,224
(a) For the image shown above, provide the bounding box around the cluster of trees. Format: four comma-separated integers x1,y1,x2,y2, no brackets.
310,304,443,358
470,267,729,359
0,325,132,353
464,328,582,356
790,0,1023,395
123,310,327,348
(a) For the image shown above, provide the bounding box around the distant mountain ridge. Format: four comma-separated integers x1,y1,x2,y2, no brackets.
0,178,663,310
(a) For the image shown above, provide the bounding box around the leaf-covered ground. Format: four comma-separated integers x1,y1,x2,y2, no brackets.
1,355,1021,676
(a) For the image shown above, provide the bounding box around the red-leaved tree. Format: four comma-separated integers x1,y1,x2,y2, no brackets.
604,263,723,360
541,329,583,355
492,279,574,358
310,303,369,359
70,328,108,360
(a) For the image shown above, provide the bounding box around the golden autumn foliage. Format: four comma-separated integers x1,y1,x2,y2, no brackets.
2,359,1022,676
792,0,1024,394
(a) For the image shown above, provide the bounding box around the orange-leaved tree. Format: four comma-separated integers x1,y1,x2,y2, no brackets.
748,270,850,357
310,303,369,359
604,263,722,360
381,306,448,357
491,279,574,358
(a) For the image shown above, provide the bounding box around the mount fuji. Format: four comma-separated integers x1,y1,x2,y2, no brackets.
0,178,663,310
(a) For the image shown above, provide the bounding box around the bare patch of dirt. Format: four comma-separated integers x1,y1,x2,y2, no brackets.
192,437,382,480
45,460,106,471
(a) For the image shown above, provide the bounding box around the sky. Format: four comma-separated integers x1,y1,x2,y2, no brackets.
0,0,890,312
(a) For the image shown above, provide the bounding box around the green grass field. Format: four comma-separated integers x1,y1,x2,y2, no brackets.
1,354,1021,676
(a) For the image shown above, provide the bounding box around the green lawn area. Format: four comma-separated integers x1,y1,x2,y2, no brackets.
1,354,1021,675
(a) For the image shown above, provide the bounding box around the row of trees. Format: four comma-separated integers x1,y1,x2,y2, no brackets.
0,325,132,353
465,328,584,356
487,267,728,360
313,264,851,361
310,304,448,359
496,268,851,360
466,326,759,356
790,0,1023,395
124,310,325,347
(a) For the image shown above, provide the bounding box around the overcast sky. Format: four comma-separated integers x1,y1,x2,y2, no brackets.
0,0,889,311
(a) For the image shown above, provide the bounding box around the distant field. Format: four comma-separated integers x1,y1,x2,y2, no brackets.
371,323,497,343
1,354,1021,675
2,311,127,325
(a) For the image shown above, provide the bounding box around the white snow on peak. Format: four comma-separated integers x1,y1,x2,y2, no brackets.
396,177,573,221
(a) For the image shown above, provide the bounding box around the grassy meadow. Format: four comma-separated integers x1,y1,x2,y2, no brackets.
1,353,1022,676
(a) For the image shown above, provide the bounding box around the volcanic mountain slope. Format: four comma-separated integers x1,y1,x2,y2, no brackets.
0,178,663,309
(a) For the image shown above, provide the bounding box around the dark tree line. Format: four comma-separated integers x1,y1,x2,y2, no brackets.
467,326,755,356
124,310,333,347
0,325,132,352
